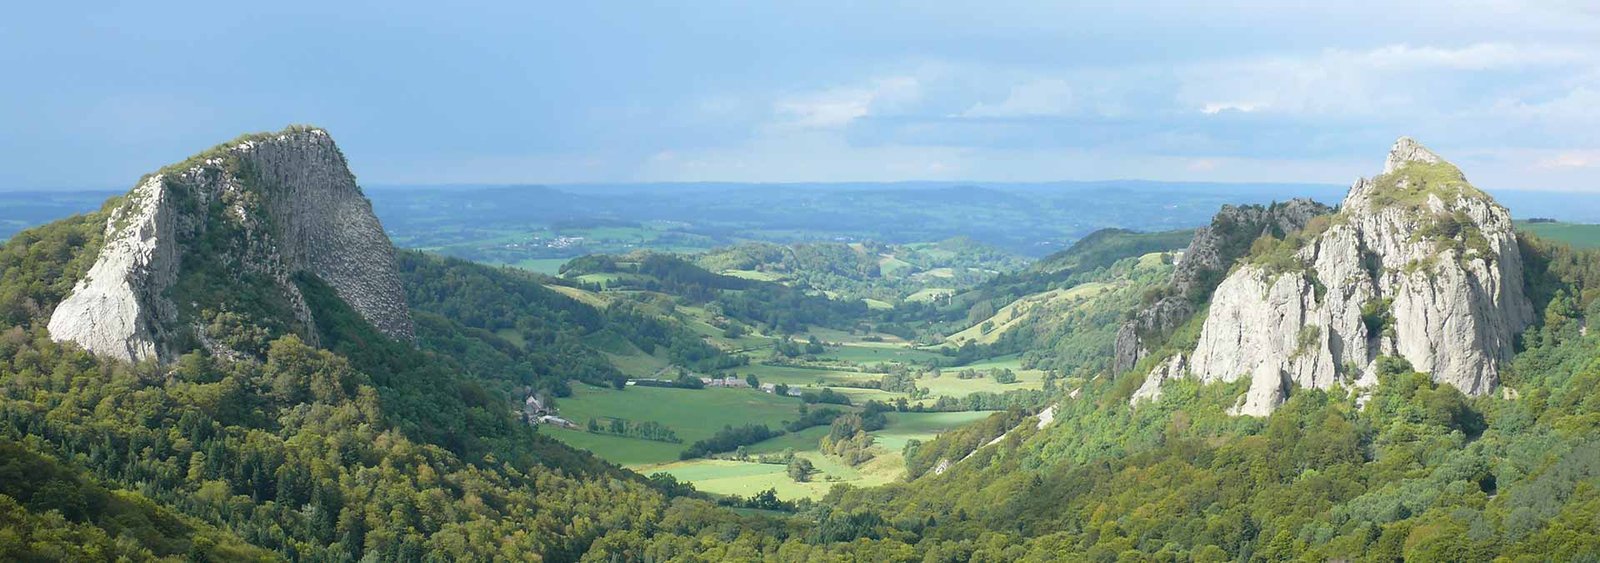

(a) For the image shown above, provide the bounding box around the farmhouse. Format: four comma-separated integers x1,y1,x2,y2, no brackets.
537,415,578,429
701,375,749,388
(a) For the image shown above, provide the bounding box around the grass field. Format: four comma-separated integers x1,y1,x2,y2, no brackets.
875,411,996,451
802,326,910,345
544,284,609,307
512,258,571,275
878,255,915,277
812,344,947,364
1519,221,1600,249
737,363,873,388
634,410,995,499
545,384,802,465
919,370,1044,396
905,288,955,303
581,331,670,376
720,269,787,282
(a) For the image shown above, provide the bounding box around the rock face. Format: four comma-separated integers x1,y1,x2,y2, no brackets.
48,127,414,363
1151,137,1533,414
1113,198,1332,374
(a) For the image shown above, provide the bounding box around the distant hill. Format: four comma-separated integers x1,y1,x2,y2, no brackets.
693,237,1030,304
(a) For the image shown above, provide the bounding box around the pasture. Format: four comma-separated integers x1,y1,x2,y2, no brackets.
1520,221,1600,249
636,410,996,499
545,384,802,465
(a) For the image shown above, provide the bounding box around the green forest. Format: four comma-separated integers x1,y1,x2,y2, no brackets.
5,197,1600,561
5,133,1600,562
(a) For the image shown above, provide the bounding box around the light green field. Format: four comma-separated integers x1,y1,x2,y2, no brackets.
877,256,915,278
512,258,571,275
575,273,622,285
827,386,908,404
676,304,774,350
544,283,609,307
546,427,686,465
737,363,873,388
735,364,914,405
736,346,1037,402
602,350,669,378
1519,221,1600,249
813,344,946,364
919,371,1043,396
638,410,993,499
745,426,830,455
640,455,850,499
494,329,527,348
1136,251,1171,268
906,288,955,303
721,269,787,282
545,385,802,466
962,355,1030,371
863,298,893,310
916,354,1048,396
581,331,670,377
876,411,997,451
802,326,910,345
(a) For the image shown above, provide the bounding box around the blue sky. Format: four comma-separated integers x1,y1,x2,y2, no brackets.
4,1,1600,190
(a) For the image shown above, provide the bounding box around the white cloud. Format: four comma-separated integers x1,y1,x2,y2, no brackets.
1493,85,1600,120
673,41,1600,190
1179,42,1599,116
961,78,1074,117
1535,150,1600,169
774,76,922,128
1351,43,1592,70
1200,102,1259,115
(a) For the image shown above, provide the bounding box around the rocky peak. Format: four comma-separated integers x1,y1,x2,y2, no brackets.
1382,136,1443,175
47,126,414,363
1136,137,1533,414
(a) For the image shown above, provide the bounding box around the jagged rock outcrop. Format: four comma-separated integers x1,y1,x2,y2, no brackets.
1113,198,1332,373
48,126,414,363
1131,353,1184,404
1148,137,1533,414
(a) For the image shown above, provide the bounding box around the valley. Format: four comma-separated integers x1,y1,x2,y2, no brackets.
4,129,1600,560
12,3,1600,560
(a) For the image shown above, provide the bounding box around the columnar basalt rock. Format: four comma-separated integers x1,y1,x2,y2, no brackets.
47,127,414,363
1147,137,1533,414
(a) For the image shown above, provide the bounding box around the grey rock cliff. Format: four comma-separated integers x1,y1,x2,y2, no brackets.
1113,198,1332,374
1146,137,1533,414
48,127,414,363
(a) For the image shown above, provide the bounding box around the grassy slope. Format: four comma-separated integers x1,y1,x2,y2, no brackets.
945,281,1113,345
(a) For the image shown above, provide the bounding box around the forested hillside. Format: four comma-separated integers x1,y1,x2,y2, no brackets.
561,251,868,333
6,132,1600,561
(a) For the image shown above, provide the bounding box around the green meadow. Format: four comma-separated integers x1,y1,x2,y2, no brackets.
1519,221,1600,249
545,384,802,466
637,410,996,499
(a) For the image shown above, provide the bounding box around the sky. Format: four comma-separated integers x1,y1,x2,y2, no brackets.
4,1,1600,191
